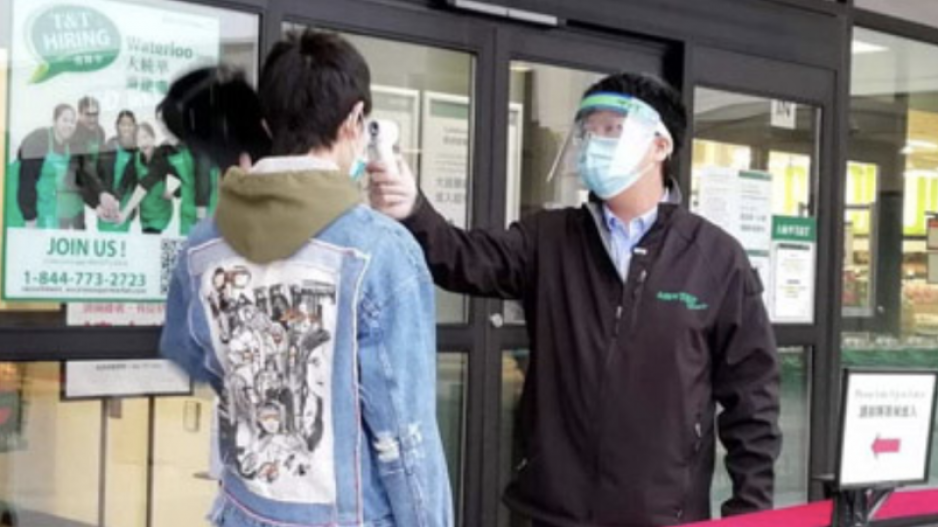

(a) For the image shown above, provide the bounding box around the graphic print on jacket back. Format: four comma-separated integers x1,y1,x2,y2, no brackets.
201,259,340,504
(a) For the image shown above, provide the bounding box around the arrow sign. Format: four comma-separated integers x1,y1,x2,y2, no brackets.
873,437,901,457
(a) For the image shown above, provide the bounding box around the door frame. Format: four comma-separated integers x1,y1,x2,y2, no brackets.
687,45,840,500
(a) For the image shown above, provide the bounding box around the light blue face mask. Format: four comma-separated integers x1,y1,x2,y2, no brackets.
548,92,672,200
349,158,367,182
577,135,658,199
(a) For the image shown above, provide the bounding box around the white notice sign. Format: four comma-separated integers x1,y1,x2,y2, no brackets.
695,168,775,308
771,100,797,130
839,370,938,488
769,216,817,324
65,360,191,399
420,92,471,228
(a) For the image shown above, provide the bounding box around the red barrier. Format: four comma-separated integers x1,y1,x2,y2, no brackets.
682,489,938,527
875,489,938,520
682,502,833,527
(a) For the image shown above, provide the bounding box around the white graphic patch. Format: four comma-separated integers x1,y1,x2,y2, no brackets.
201,260,339,503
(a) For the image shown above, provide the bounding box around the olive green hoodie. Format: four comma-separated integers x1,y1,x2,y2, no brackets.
215,165,362,264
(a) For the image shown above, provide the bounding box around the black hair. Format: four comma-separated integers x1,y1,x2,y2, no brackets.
53,104,74,121
157,30,370,167
78,96,99,113
158,65,271,170
260,30,372,155
116,110,136,126
583,73,687,182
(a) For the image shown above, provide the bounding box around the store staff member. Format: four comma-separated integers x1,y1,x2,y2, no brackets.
124,123,173,234
94,110,139,232
16,104,83,229
369,73,781,526
71,96,120,224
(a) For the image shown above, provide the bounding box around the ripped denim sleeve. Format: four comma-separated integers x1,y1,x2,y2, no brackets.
357,265,454,527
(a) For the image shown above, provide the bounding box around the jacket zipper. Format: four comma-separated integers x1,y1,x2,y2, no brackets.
629,268,648,332
591,254,649,519
591,280,629,521
679,418,704,521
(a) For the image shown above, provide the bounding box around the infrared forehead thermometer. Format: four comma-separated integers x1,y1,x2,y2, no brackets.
366,119,400,178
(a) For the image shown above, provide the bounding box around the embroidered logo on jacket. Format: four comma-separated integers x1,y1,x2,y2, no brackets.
656,291,708,311
202,261,339,503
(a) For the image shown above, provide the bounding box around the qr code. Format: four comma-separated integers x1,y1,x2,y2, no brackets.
160,239,186,295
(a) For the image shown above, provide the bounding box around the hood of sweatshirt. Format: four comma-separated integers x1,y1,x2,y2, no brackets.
215,160,361,264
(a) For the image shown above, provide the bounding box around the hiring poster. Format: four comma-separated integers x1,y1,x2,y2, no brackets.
0,48,6,206
4,0,221,302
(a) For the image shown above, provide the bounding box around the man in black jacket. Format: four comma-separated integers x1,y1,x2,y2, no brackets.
369,73,780,527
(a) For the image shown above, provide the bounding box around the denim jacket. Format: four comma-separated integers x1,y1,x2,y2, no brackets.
160,160,453,527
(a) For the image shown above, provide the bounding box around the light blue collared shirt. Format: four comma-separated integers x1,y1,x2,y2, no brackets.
602,190,669,281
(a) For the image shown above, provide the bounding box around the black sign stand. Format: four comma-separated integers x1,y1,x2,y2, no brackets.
831,487,894,527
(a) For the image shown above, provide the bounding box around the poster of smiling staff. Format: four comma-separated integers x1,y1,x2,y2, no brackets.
3,0,220,302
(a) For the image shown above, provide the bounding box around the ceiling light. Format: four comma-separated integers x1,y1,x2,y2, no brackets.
852,40,888,55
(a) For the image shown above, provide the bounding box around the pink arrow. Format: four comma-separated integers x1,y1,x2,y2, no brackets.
873,437,901,457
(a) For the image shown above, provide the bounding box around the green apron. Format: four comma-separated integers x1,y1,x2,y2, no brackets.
137,153,172,233
169,147,197,235
5,160,24,228
209,165,220,216
97,147,133,233
36,130,82,229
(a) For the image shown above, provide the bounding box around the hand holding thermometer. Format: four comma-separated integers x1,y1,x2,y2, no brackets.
366,119,400,179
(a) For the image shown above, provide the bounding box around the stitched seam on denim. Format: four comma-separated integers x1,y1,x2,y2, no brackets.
350,253,371,525
220,490,365,527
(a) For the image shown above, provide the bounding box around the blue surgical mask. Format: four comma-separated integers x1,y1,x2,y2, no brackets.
577,136,654,199
349,157,367,182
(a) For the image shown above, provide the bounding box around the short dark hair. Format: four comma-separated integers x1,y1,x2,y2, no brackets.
583,73,687,181
159,66,270,169
53,104,74,121
116,110,136,126
259,30,372,156
78,96,99,113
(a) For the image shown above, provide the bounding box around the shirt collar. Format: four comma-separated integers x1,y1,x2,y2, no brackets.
603,188,670,234
250,155,339,174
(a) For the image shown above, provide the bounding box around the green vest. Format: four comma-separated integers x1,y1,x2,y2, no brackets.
97,147,134,233
35,129,82,228
137,152,172,233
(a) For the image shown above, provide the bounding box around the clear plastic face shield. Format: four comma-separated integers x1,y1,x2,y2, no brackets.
548,92,673,200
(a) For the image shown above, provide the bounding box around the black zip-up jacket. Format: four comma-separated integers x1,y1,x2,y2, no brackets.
402,184,781,527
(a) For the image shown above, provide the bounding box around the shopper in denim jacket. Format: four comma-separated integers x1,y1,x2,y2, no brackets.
160,30,453,527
